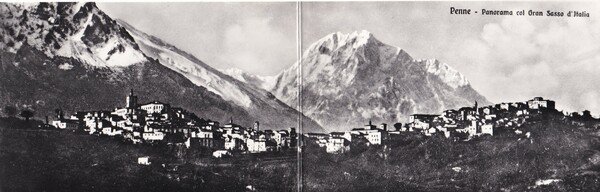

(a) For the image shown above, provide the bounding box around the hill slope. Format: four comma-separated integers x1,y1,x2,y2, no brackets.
302,115,600,191
0,2,324,132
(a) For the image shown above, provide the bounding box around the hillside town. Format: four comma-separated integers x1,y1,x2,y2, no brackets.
49,90,298,157
305,97,597,154
46,92,596,156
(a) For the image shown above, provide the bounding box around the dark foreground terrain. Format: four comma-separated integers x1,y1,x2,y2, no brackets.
0,118,297,192
302,115,600,192
3,115,600,192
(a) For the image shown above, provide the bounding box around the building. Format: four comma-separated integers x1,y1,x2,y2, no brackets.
304,133,329,140
496,103,514,111
140,101,170,114
212,150,231,158
222,117,243,129
481,124,493,136
443,109,459,120
425,127,438,136
102,127,123,136
464,120,494,137
366,131,382,145
330,132,352,142
247,137,267,153
512,102,528,110
326,137,350,154
138,156,151,165
527,97,555,110
142,131,165,141
481,106,496,115
516,109,529,116
350,128,383,145
277,130,291,147
225,137,245,151
192,129,214,139
409,114,438,130
63,88,303,154
52,119,79,129
192,137,225,149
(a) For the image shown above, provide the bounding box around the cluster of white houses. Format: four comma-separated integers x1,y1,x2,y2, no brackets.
304,120,387,154
49,92,561,155
406,97,555,137
307,97,558,154
50,90,297,154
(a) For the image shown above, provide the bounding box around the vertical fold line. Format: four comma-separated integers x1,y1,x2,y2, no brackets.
296,1,303,192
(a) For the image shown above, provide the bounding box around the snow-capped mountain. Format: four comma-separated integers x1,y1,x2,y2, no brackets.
0,2,324,132
268,30,490,132
118,19,323,132
0,2,145,67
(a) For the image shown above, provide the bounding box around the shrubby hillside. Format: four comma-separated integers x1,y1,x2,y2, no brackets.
302,113,600,191
0,120,297,192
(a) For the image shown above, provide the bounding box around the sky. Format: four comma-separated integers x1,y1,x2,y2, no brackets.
99,2,600,114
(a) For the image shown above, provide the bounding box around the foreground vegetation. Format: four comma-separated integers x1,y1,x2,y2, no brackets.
0,117,297,192
3,113,600,191
302,114,600,191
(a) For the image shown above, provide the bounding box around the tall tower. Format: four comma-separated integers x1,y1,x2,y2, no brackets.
253,121,260,131
126,89,138,109
55,108,64,120
474,101,479,115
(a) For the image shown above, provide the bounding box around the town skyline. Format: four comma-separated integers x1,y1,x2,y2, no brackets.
44,87,598,156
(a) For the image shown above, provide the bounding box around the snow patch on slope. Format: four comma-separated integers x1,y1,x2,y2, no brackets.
56,14,145,68
221,68,277,91
1,3,146,68
131,33,253,108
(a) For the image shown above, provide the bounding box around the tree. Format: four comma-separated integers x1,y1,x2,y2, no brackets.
582,110,593,121
393,123,403,131
20,110,34,121
3,106,17,117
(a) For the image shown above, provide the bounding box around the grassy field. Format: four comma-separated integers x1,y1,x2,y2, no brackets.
302,115,600,192
0,119,298,192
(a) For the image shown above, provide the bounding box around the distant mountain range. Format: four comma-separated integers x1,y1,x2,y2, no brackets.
0,2,490,133
225,30,490,132
0,2,324,133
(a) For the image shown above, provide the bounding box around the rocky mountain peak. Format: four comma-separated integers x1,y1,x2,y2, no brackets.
306,30,382,56
0,2,146,68
0,2,326,133
418,59,470,88
268,31,489,132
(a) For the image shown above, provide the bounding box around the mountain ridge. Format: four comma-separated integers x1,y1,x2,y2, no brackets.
267,30,490,132
117,19,324,132
0,2,325,132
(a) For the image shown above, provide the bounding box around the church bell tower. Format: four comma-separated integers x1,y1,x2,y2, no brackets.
126,89,138,109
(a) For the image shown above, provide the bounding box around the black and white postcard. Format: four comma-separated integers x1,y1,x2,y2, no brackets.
1,1,599,191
